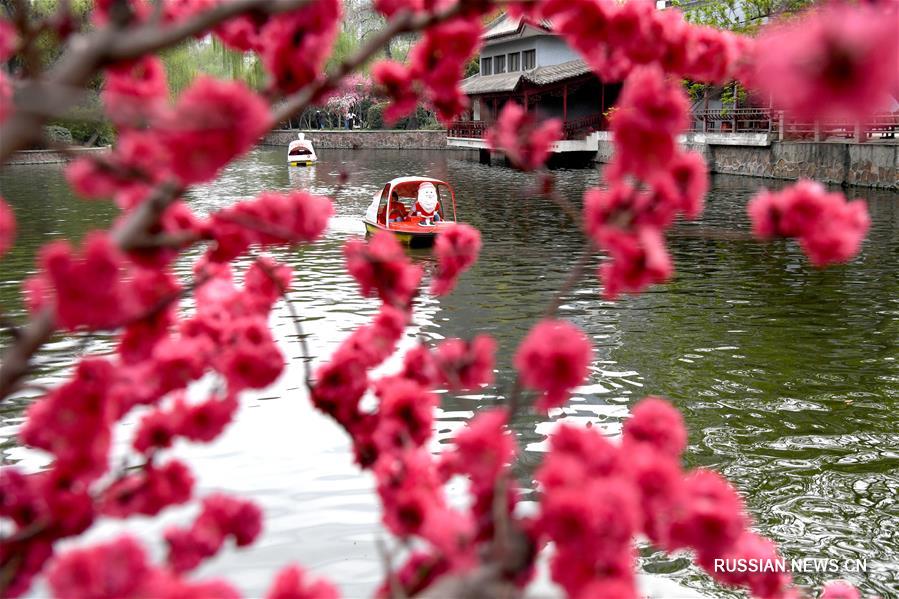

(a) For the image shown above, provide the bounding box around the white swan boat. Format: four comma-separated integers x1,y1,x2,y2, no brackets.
287,133,317,166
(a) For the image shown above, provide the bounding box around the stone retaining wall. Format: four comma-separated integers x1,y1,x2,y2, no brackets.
597,138,898,190
263,129,453,150
7,146,109,165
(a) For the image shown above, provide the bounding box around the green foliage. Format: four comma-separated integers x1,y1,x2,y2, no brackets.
677,0,815,33
43,125,73,145
464,55,480,78
367,102,387,129
365,102,438,130
162,39,265,96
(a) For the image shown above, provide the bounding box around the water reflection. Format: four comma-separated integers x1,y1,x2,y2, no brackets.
0,149,897,598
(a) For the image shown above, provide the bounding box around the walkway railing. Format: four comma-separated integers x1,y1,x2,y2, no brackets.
691,108,899,142
562,113,606,139
447,113,606,140
447,120,487,139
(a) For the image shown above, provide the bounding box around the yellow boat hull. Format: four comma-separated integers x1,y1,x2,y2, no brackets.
363,221,436,247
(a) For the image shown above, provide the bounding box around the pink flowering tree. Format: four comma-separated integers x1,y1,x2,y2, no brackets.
0,1,895,598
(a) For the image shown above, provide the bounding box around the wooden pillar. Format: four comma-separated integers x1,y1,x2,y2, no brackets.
524,91,529,111
563,84,568,122
703,87,709,133
813,121,821,142
778,111,785,141
492,97,497,122
854,121,864,143
731,81,738,133
600,84,606,122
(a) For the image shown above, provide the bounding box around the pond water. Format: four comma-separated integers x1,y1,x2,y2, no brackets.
1,148,897,598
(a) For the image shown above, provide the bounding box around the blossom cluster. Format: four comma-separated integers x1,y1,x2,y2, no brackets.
746,2,899,122
0,195,15,256
748,180,870,267
533,396,793,599
486,102,563,171
583,66,706,299
3,183,332,595
372,13,486,124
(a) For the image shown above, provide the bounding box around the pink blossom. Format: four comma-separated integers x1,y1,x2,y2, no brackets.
46,536,150,599
485,102,562,171
26,232,136,330
373,551,449,599
373,376,437,451
431,223,482,295
66,131,176,208
748,180,870,266
434,335,495,390
345,231,422,307
0,18,18,60
215,11,268,51
666,469,747,557
102,56,169,126
159,76,270,184
449,407,516,488
0,196,15,256
622,395,687,457
244,258,292,313
611,65,689,179
650,150,708,221
220,316,284,390
266,564,341,599
209,191,333,261
312,351,369,427
700,531,792,598
400,344,441,388
339,304,408,369
0,71,11,123
406,17,482,123
597,227,673,300
99,459,194,517
514,319,593,411
820,580,862,599
749,2,899,121
165,494,263,573
20,359,117,483
683,26,738,83
372,61,419,123
259,0,342,93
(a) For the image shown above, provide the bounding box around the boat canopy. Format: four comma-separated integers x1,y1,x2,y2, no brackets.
364,177,457,227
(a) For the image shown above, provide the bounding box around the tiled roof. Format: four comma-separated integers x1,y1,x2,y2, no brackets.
483,14,553,39
524,59,592,85
461,59,591,95
460,72,522,94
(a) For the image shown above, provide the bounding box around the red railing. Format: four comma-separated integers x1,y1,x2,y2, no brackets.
446,120,487,138
562,113,606,139
447,114,606,140
691,108,899,142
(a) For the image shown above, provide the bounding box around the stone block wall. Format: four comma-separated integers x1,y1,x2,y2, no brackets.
596,138,898,190
262,129,452,150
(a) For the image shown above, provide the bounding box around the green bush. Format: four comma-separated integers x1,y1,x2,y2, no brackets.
367,102,387,129
366,102,440,130
43,125,73,145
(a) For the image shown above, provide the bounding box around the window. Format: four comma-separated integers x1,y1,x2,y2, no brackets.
508,52,521,72
481,57,492,76
523,49,536,70
494,55,506,74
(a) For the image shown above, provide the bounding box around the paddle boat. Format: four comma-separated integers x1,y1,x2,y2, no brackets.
287,133,317,166
362,177,458,247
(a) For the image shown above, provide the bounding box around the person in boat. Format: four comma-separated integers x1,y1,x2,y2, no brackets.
413,182,442,222
388,191,409,223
